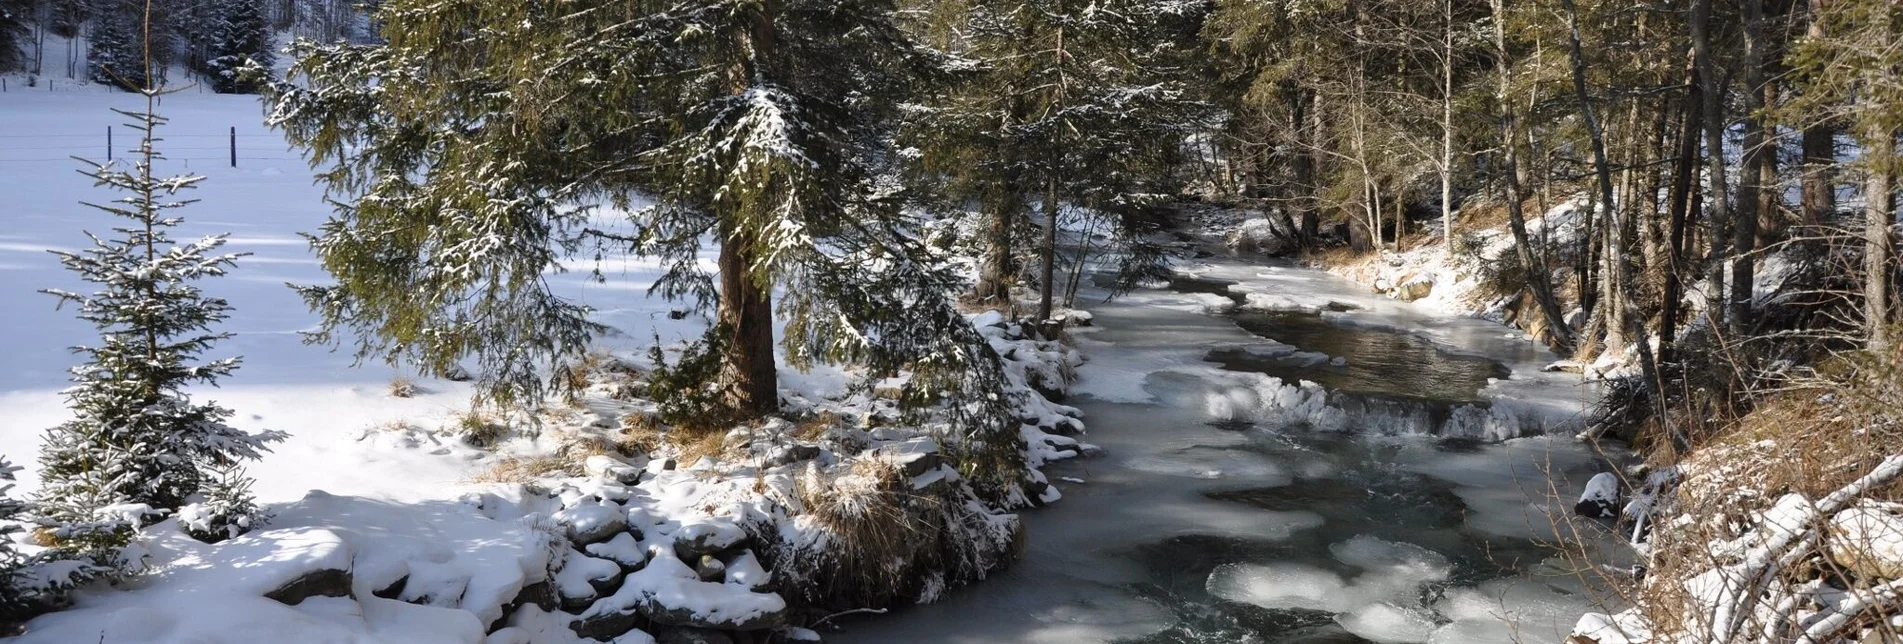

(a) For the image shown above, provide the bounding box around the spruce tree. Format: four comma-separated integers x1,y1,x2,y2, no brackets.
86,0,145,88
906,0,1201,320
202,0,272,93
267,0,1027,488
0,0,32,72
0,456,29,621
37,87,281,545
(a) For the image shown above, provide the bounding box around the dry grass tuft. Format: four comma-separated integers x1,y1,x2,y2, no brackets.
469,455,580,483
388,377,416,398
755,457,1021,614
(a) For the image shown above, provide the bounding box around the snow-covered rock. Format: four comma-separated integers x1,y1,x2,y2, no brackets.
556,500,631,546
1828,502,1903,581
1574,472,1620,519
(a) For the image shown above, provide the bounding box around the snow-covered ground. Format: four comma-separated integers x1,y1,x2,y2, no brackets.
1,89,1091,643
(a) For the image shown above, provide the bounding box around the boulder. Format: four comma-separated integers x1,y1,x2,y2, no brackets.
556,501,631,546
671,522,748,563
656,627,734,644
570,606,642,641
1393,274,1433,302
558,552,628,612
1828,502,1903,581
264,567,353,606
586,455,644,486
1574,472,1620,519
872,437,943,478
586,532,649,571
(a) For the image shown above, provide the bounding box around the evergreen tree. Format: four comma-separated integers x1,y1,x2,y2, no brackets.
202,0,272,93
907,0,1201,319
267,0,1028,488
86,0,145,88
0,456,29,621
37,89,281,545
0,0,32,72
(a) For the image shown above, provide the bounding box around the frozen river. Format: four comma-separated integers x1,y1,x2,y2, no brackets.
833,255,1621,644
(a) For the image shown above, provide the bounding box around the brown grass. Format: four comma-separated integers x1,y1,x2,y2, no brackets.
388,377,416,398
1560,346,1903,642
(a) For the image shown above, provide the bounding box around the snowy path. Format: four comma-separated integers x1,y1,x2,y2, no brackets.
829,255,1615,644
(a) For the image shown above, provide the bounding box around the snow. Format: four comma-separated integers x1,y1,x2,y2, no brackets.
581,554,785,629
12,491,555,644
2,89,1092,643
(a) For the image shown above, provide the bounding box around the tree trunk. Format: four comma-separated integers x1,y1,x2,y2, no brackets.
1800,0,1836,232
972,197,1017,309
1037,176,1059,324
1730,0,1765,334
1867,131,1895,351
1691,0,1732,330
1441,0,1455,256
1562,0,1670,444
714,0,780,418
717,228,778,417
1298,88,1320,243
1662,64,1704,355
1491,0,1574,353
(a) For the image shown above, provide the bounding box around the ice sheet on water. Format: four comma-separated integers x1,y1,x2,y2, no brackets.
1340,602,1441,643
1207,535,1473,643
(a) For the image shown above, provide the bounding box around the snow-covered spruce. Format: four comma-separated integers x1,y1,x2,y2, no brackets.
27,98,282,619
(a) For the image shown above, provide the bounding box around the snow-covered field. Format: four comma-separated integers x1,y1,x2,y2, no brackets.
0,89,707,500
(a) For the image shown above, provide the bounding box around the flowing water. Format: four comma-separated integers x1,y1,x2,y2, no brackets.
831,256,1621,644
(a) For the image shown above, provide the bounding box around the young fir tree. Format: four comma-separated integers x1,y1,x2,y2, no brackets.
37,85,281,547
267,0,1028,490
202,0,272,93
905,0,1200,320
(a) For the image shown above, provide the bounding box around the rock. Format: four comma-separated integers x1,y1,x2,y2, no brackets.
373,574,408,599
694,555,726,583
264,567,353,606
1828,502,1903,581
570,606,642,641
1393,274,1433,302
510,579,557,612
558,552,628,612
586,532,649,571
671,522,748,563
443,364,474,382
656,627,734,644
1066,310,1094,327
586,455,645,486
724,551,771,591
1574,472,1620,519
556,501,631,546
873,437,942,478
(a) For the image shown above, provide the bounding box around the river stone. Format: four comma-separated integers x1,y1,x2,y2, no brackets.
556,501,630,546
264,567,353,606
694,555,726,583
569,606,642,641
1574,472,1620,519
656,627,734,644
671,522,748,563
1393,274,1433,302
873,437,942,478
585,455,644,486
